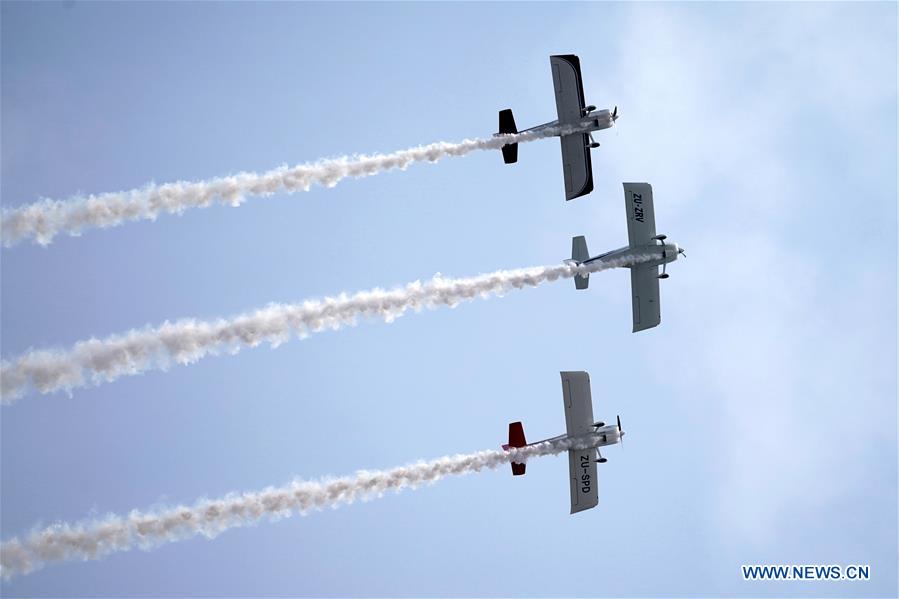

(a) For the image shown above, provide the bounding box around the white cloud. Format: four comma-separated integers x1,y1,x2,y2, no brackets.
605,3,896,544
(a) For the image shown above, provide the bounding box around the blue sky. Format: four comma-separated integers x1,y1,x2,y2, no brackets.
1,2,896,596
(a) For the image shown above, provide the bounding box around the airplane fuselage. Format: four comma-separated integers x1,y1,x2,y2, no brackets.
533,425,623,449
574,241,682,269
523,108,616,137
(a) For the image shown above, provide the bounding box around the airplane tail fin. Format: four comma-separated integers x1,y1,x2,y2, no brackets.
502,421,527,476
498,109,519,164
572,236,590,290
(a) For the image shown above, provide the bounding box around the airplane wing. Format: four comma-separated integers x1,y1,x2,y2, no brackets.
551,55,593,201
550,55,586,124
624,182,661,332
623,182,657,247
561,371,599,514
559,134,594,201
631,265,661,332
568,449,599,514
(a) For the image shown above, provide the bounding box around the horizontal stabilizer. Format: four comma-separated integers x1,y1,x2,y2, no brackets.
571,236,589,262
498,109,519,164
502,144,518,164
498,109,518,134
572,236,589,289
506,421,527,476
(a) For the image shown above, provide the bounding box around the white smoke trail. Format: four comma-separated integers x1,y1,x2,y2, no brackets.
0,254,656,403
0,435,599,579
1,125,584,247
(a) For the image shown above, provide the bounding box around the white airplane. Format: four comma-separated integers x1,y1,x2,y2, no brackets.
496,54,618,201
502,371,622,514
565,182,685,332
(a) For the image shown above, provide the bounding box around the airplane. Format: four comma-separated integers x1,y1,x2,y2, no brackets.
502,371,623,514
496,54,618,201
565,182,685,333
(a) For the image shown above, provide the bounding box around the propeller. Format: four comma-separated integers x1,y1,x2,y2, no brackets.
612,107,620,137
617,415,625,447
678,247,687,258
